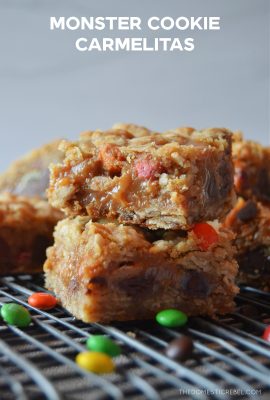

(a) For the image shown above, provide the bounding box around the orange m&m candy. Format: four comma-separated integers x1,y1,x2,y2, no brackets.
28,292,57,310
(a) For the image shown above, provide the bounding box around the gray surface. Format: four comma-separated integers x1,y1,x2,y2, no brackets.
0,0,269,172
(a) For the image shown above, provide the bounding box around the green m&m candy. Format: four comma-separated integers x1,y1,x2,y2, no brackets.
1,303,31,328
156,309,188,328
86,335,121,357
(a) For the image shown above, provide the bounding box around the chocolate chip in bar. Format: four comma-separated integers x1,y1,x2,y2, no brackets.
204,170,219,201
255,168,270,202
180,271,212,298
218,160,233,198
116,275,153,296
236,200,258,222
89,276,108,287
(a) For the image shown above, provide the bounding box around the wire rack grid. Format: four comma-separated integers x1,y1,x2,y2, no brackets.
0,275,270,400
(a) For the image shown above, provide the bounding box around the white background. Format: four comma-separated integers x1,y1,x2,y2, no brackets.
0,0,269,171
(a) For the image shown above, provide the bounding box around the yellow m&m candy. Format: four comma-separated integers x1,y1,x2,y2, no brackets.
76,351,114,374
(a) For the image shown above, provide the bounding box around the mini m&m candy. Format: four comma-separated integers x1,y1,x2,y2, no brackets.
165,336,194,361
28,292,57,310
86,335,121,357
76,352,115,374
192,222,219,251
1,303,31,328
156,309,188,328
262,326,270,342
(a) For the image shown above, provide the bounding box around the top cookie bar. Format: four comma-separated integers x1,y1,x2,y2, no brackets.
48,126,235,230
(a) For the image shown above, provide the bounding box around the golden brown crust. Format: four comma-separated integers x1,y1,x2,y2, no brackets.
0,140,64,198
0,193,62,275
0,193,62,226
112,123,153,136
48,127,235,230
44,217,238,323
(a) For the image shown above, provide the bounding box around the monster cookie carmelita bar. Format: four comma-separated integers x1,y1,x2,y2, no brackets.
44,217,238,323
48,127,235,230
0,193,62,275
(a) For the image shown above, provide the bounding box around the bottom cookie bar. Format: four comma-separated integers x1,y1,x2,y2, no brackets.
0,193,62,274
224,198,270,290
44,217,238,323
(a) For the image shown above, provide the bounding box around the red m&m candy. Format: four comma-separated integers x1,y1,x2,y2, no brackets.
262,326,270,342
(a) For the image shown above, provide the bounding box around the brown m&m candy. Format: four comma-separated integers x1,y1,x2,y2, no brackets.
165,336,194,361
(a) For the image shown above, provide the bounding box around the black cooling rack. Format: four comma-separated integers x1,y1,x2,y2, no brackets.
0,275,270,400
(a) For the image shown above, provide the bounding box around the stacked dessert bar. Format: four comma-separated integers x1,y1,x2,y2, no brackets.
224,133,270,290
44,124,239,323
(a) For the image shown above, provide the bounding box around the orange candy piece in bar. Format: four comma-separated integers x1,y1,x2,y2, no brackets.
192,223,219,251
